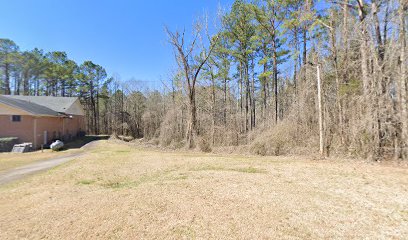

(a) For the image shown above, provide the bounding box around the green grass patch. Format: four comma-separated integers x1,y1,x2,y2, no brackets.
192,164,266,174
98,168,180,189
171,173,188,180
102,181,130,189
173,225,196,239
77,179,96,185
234,166,267,174
115,150,131,153
192,165,227,172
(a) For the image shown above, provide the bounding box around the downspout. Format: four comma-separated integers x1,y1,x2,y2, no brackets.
62,117,65,140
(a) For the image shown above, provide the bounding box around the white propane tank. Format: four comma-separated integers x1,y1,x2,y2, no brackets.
50,140,64,151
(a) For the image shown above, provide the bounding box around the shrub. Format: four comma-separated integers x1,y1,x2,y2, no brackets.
250,120,316,156
251,142,267,156
159,109,184,147
0,137,19,152
197,137,212,153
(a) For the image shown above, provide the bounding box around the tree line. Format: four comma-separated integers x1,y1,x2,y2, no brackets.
1,0,407,161
164,0,407,160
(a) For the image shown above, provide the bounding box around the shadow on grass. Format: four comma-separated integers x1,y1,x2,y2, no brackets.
62,135,110,150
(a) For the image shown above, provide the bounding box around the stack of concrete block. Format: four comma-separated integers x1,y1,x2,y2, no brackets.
11,143,33,153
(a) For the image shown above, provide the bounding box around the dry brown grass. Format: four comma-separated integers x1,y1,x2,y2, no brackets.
0,140,407,239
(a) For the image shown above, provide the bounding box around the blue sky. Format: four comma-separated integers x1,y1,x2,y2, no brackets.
0,0,233,89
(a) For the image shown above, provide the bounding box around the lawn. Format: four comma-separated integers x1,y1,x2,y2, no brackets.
0,140,407,239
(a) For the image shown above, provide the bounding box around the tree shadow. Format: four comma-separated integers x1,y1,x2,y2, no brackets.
62,135,110,150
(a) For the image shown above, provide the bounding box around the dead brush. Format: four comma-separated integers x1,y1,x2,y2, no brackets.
197,136,212,153
250,120,312,156
159,109,184,147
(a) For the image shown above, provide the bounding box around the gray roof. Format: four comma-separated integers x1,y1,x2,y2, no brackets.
2,95,78,114
0,95,61,116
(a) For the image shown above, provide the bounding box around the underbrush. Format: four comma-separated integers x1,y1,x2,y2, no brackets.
249,120,318,156
113,117,348,158
116,119,318,156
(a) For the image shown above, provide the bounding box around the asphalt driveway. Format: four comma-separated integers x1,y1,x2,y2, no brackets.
0,153,84,186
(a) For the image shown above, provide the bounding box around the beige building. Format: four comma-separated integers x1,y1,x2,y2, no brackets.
0,95,85,149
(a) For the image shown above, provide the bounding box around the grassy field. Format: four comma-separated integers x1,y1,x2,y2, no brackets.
0,140,407,239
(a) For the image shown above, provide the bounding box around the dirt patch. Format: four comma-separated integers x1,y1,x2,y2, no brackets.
0,141,407,239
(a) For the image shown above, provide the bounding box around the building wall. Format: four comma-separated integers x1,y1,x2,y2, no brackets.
34,115,85,148
34,117,64,148
0,114,86,149
0,100,86,150
0,115,35,144
62,115,85,139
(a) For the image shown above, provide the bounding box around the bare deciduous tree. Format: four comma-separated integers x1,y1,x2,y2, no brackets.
165,19,218,148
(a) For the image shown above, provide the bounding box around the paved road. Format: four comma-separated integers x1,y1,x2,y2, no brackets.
0,153,84,186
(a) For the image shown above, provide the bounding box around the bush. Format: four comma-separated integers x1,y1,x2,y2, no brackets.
118,135,134,142
149,138,160,145
159,109,184,147
197,137,212,153
0,137,18,143
250,120,316,156
169,139,186,149
0,137,19,152
251,142,267,156
77,131,86,138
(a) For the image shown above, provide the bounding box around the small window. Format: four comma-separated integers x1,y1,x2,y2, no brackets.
12,115,21,122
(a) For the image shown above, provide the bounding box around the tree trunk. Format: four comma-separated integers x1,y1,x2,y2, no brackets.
260,41,268,121
96,90,100,135
223,77,227,127
341,0,350,146
239,61,243,133
23,71,30,95
251,58,256,129
371,1,384,159
4,63,11,95
302,1,308,85
294,28,298,97
372,2,384,62
329,11,344,145
211,71,216,145
61,80,66,97
186,90,197,148
14,72,20,95
273,37,278,124
357,0,370,97
317,65,324,156
357,0,377,160
399,1,408,159
245,61,249,132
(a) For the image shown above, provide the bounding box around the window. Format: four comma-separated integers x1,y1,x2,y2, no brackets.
12,115,21,122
